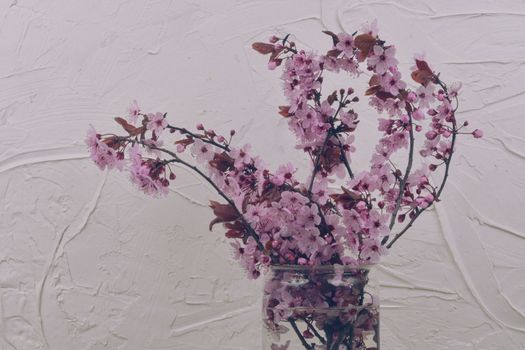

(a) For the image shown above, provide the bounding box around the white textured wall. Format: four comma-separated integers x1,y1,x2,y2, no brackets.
1,0,524,349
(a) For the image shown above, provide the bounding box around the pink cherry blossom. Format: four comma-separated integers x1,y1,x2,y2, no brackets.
360,238,387,264
85,126,124,171
127,100,140,124
336,33,354,56
380,69,406,96
191,139,215,162
473,129,483,138
128,145,169,197
368,45,398,75
146,112,167,136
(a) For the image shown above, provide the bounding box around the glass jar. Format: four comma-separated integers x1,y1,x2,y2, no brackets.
262,265,379,349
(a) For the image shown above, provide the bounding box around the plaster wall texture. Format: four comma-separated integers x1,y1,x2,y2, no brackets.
0,0,524,349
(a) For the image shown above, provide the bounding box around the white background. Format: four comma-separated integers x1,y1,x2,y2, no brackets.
1,0,524,349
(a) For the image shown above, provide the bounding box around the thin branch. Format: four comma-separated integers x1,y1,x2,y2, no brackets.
383,110,415,244
302,317,326,344
307,99,347,196
166,125,231,152
288,318,313,350
386,79,458,249
307,129,332,196
334,134,354,179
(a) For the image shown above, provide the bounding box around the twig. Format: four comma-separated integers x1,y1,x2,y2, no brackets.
307,99,347,196
386,79,458,249
302,317,326,344
288,318,313,350
334,134,354,179
383,110,415,245
166,125,230,151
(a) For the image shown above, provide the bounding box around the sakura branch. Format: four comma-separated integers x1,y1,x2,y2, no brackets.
86,19,482,350
87,21,481,274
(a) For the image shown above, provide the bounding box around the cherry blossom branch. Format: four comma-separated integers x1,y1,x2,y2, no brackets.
386,80,458,249
307,99,346,196
127,138,265,252
334,134,354,179
387,109,415,231
307,129,332,196
166,124,231,152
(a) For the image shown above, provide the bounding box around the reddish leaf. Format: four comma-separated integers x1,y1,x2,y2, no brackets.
209,152,235,172
103,136,122,149
365,85,381,96
209,200,240,230
411,69,434,86
341,186,361,200
375,91,396,100
252,42,275,55
326,49,342,58
353,34,376,57
330,186,361,209
225,229,243,238
365,75,382,96
174,137,194,146
114,117,143,136
269,46,285,61
224,221,245,231
327,91,338,105
322,30,340,46
369,75,381,86
415,59,432,74
278,106,291,117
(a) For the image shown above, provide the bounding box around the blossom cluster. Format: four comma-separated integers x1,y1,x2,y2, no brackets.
86,20,481,280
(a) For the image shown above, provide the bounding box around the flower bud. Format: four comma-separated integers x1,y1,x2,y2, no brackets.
425,130,438,140
412,109,424,121
427,109,438,116
407,91,417,103
472,129,483,138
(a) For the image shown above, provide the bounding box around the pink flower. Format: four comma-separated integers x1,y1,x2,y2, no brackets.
412,108,425,121
380,69,406,96
473,129,483,138
85,126,124,171
311,178,329,205
128,145,169,197
127,100,140,124
360,238,387,263
271,163,296,186
190,139,215,163
416,83,435,108
146,112,167,135
368,45,398,75
230,144,252,169
336,33,354,56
